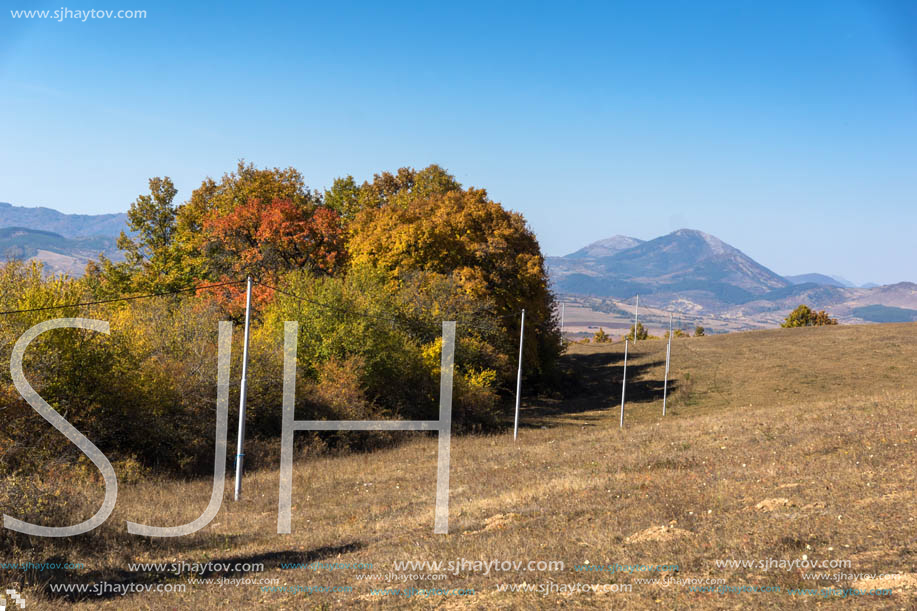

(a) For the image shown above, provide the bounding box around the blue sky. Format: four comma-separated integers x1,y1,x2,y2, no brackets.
1,1,915,284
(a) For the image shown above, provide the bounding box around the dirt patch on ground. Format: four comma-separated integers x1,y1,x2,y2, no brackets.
625,525,694,544
462,512,522,535
754,498,793,511
853,572,917,594
483,513,521,531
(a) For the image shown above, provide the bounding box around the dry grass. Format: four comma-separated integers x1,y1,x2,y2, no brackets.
10,324,917,609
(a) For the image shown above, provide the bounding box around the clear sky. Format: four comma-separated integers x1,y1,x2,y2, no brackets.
2,1,915,285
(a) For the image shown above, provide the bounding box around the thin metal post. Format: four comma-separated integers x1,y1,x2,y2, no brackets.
663,312,672,416
234,276,253,501
560,302,565,338
513,309,525,441
620,339,628,428
633,295,639,343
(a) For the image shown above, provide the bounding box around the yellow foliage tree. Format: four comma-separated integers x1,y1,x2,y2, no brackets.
346,166,560,379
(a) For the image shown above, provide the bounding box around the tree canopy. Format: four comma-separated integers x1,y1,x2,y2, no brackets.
70,161,562,455
346,167,559,377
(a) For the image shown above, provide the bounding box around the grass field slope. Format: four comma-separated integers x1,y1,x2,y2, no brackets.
14,323,917,609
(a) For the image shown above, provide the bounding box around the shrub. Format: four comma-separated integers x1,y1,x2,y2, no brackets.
781,304,838,328
624,322,648,341
260,265,502,430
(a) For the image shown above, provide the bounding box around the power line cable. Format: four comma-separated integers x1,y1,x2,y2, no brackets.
0,279,248,316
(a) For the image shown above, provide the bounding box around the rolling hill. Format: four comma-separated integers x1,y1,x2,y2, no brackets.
0,226,120,276
0,201,127,238
0,202,126,276
784,273,851,288
10,323,916,608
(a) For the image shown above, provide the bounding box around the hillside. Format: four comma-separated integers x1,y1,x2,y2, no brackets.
0,227,120,276
0,202,127,276
0,201,127,238
784,273,851,288
11,323,917,609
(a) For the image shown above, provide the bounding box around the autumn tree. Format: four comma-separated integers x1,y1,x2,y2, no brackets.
812,310,838,326
174,160,329,280
324,165,463,226
346,165,561,381
625,322,648,341
198,196,345,314
593,328,611,343
781,304,838,327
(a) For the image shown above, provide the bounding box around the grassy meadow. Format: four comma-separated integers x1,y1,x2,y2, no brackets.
9,323,917,609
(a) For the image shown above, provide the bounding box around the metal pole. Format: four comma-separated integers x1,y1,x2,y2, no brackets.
620,339,628,428
560,302,565,338
633,295,639,343
234,276,253,501
513,309,525,441
663,312,672,416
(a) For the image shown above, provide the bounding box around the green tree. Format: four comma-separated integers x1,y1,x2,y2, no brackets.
694,325,705,337
120,177,178,266
98,177,189,294
323,175,362,223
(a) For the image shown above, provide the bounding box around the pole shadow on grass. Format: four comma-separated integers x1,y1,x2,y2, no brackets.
40,541,364,603
520,349,677,428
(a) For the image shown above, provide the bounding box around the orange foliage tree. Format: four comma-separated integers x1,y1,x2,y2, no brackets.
199,196,345,314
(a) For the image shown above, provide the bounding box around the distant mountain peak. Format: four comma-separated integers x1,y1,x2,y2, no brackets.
668,228,730,255
549,228,917,329
548,228,789,304
565,235,643,259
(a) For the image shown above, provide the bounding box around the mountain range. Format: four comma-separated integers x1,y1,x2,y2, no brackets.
0,202,127,238
0,200,914,328
0,202,124,275
548,229,917,329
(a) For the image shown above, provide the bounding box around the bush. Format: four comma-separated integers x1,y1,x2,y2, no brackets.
261,265,502,431
781,305,838,328
624,322,648,341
